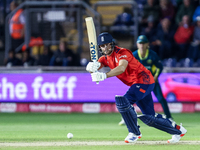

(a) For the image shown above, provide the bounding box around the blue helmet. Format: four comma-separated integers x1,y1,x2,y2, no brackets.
97,32,114,46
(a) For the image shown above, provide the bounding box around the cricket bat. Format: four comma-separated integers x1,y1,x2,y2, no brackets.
85,17,99,84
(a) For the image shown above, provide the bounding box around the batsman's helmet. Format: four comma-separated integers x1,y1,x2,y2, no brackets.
97,32,114,46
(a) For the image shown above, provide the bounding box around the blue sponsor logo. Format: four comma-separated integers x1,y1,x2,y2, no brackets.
90,42,97,61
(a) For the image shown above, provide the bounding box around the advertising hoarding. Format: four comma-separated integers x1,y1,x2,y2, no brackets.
0,73,199,103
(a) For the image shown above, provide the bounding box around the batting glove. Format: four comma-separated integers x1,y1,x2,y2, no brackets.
86,61,101,72
91,72,107,82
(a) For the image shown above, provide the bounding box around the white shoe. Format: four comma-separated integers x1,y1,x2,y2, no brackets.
167,123,187,143
124,132,142,143
118,118,125,126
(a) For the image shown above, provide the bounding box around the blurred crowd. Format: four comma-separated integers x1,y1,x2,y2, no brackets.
113,0,200,67
4,0,82,67
3,0,200,67
4,40,80,67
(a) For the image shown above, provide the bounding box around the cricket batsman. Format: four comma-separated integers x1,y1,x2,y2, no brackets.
119,35,173,125
86,32,187,143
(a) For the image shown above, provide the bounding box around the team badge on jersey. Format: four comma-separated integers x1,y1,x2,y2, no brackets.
147,59,152,64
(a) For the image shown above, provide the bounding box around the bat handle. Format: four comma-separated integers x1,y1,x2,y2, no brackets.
93,61,99,85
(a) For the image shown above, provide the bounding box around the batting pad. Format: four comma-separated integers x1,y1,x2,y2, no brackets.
115,96,140,135
138,114,181,135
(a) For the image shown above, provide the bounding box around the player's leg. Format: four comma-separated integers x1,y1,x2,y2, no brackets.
118,83,154,142
115,95,141,143
153,82,172,119
137,93,187,143
137,93,179,134
118,83,149,126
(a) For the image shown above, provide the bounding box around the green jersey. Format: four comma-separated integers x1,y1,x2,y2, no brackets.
133,49,163,77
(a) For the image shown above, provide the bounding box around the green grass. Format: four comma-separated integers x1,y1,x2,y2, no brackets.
0,112,199,150
2,145,200,150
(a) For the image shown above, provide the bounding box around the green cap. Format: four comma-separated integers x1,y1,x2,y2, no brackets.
137,35,149,43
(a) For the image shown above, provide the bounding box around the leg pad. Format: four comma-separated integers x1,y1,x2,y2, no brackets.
138,114,181,135
115,96,140,135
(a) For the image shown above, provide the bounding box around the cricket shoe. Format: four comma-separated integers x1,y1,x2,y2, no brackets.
118,118,125,126
124,133,142,143
167,123,187,143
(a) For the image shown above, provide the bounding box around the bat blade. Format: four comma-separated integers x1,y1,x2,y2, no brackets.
85,17,99,84
85,17,98,62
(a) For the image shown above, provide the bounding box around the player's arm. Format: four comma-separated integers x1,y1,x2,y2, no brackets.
91,59,128,82
106,59,128,78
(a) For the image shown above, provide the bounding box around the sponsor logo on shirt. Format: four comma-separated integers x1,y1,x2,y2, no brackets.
138,71,150,84
119,55,127,59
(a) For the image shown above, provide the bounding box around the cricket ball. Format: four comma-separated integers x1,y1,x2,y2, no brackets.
67,133,73,139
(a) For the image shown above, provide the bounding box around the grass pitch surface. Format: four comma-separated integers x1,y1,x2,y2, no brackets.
0,112,199,150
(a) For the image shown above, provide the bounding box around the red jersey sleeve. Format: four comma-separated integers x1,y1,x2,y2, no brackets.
117,48,133,63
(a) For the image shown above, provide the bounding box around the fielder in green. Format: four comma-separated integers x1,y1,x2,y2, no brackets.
119,35,173,125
